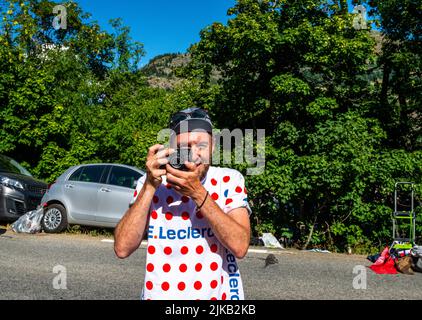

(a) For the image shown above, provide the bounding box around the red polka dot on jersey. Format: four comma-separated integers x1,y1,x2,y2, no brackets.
210,244,218,253
222,293,227,300
196,211,203,219
210,262,218,271
161,282,170,291
210,280,218,289
211,297,217,300
211,192,219,200
166,196,173,204
146,281,153,290
164,246,172,255
181,196,189,203
181,246,189,255
196,245,204,254
194,281,202,290
221,276,224,284
179,263,187,273
165,212,173,220
153,195,159,203
133,190,138,198
178,282,186,291
223,176,230,183
181,212,190,220
211,178,217,186
235,186,242,193
225,198,233,205
163,263,171,272
146,263,154,272
244,187,248,194
151,210,158,219
166,183,172,189
195,263,202,272
148,246,155,254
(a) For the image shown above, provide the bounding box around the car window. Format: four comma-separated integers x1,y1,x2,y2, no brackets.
0,155,32,176
108,166,142,189
100,166,111,184
79,166,105,183
68,167,84,182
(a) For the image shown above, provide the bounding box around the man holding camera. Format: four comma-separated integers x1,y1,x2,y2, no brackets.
114,108,251,300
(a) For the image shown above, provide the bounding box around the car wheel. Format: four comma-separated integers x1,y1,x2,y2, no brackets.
42,204,68,233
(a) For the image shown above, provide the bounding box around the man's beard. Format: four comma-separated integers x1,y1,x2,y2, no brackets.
198,163,210,181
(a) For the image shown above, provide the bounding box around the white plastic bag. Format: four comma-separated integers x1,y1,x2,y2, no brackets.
411,245,422,258
11,207,44,234
411,246,422,272
260,233,284,249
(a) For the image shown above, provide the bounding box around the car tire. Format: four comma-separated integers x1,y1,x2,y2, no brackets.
42,204,68,233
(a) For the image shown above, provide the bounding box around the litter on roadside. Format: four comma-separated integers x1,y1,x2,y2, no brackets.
411,245,422,272
305,249,331,253
368,244,422,275
368,182,421,275
11,206,44,234
260,233,284,249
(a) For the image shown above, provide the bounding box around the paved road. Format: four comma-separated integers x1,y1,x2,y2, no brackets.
1,229,421,300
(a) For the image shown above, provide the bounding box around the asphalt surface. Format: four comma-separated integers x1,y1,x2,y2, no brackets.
1,228,422,300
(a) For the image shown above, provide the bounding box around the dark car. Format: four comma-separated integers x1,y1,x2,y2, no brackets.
0,155,47,221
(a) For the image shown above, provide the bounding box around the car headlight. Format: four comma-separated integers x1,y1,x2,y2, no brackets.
0,176,24,190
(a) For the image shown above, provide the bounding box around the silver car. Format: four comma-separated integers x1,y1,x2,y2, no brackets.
40,163,145,233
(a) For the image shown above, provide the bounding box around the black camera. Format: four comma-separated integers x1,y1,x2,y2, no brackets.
161,147,192,171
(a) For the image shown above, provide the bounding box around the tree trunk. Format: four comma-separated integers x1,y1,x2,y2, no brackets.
302,214,318,250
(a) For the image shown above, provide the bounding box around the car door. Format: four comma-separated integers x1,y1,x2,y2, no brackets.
96,166,143,225
64,165,106,221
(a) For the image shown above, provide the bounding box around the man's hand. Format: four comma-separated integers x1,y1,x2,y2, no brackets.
166,161,206,200
145,144,173,189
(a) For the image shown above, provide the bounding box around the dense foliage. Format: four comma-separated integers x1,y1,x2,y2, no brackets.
0,0,420,252
186,0,421,252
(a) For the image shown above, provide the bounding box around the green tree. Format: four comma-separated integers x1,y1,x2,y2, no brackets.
0,0,159,182
187,0,421,252
365,0,421,151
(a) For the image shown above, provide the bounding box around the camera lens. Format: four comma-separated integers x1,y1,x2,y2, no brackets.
166,148,191,171
169,152,184,170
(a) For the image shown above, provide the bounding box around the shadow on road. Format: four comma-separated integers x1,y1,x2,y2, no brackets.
0,222,11,235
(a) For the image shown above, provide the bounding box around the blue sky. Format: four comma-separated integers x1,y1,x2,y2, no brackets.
72,1,371,66
73,0,236,66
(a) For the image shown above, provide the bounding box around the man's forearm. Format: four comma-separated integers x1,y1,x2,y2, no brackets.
191,187,250,259
114,183,156,258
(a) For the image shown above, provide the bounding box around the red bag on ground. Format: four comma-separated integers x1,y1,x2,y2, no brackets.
369,246,398,274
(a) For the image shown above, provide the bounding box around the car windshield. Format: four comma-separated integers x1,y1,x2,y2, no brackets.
0,155,33,177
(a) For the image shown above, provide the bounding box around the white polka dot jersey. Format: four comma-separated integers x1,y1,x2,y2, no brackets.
131,166,251,300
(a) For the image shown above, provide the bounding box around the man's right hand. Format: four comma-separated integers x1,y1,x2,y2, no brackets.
145,144,173,189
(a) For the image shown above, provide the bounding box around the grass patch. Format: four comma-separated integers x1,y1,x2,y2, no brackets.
64,225,114,238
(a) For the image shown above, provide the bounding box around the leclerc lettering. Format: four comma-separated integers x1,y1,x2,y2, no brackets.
227,253,235,263
167,229,176,240
225,249,240,300
156,226,215,240
148,225,154,239
192,228,200,238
